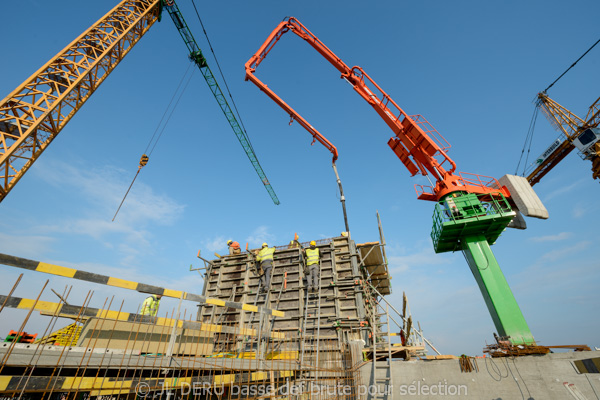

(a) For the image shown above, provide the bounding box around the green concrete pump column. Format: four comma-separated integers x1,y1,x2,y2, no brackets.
462,234,535,345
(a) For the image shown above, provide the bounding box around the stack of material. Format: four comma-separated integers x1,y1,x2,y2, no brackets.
35,323,82,346
4,330,37,343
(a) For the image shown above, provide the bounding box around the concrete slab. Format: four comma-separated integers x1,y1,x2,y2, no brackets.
360,350,600,399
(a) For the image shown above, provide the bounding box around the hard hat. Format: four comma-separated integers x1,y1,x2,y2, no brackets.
310,241,316,246
227,240,233,245
262,242,268,247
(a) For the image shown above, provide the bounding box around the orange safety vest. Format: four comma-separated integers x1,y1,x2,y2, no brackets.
229,241,240,250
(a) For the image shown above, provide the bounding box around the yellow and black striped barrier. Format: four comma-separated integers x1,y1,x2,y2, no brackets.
0,253,284,317
0,295,284,339
0,370,295,396
574,357,600,374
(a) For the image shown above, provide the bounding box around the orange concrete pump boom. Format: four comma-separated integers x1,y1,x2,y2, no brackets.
245,18,339,163
245,17,510,202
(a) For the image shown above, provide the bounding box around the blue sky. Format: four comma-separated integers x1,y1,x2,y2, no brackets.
0,0,598,356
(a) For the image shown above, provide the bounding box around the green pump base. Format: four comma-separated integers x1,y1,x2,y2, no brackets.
462,235,535,346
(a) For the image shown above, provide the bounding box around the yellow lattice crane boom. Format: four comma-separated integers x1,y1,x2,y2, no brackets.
0,1,161,202
0,0,279,204
526,93,600,185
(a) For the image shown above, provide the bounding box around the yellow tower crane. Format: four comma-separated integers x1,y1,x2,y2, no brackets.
0,0,279,204
526,93,600,185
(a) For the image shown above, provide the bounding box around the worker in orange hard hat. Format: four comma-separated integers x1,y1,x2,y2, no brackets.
256,242,275,293
288,233,302,249
305,240,320,293
227,240,241,255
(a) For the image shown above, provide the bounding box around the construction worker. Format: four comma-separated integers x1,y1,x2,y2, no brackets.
288,233,302,249
227,240,241,255
305,241,320,292
288,239,302,249
256,242,275,293
140,294,162,317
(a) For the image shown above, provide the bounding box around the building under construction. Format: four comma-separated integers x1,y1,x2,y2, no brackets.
0,0,598,399
0,232,598,399
0,231,433,400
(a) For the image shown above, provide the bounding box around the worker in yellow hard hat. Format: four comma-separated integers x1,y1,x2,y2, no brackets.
227,239,241,255
305,240,320,293
256,242,275,293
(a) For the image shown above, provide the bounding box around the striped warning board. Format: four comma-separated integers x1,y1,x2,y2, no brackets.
0,253,284,317
574,357,600,374
0,295,284,339
0,370,295,395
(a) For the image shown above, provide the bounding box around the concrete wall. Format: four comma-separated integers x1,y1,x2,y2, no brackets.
78,319,214,356
360,350,600,399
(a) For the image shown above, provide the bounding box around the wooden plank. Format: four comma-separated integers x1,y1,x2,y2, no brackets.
426,355,460,360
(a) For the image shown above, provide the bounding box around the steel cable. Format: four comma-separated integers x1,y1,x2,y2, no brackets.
544,37,600,93
113,64,196,221
515,105,540,176
190,0,256,153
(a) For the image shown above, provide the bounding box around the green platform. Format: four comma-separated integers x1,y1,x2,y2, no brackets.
431,193,515,254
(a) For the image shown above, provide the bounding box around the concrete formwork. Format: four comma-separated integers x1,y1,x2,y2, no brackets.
199,235,376,353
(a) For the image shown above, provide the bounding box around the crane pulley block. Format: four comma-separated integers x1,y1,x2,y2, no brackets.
139,154,149,168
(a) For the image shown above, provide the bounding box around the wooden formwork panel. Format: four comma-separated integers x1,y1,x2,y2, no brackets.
339,310,359,319
333,238,350,253
337,269,354,279
216,265,247,275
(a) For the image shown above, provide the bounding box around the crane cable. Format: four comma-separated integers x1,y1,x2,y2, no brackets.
515,105,539,176
112,63,196,221
145,61,196,156
543,37,600,93
516,37,600,176
189,0,256,153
